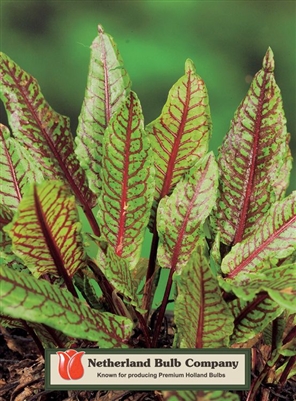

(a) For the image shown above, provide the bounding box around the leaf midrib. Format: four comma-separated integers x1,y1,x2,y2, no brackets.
171,156,211,270
0,129,22,205
160,69,192,199
6,59,92,210
33,185,77,296
116,93,134,256
233,70,268,245
227,213,296,279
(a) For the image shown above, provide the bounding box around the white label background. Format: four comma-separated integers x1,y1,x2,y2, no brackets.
50,353,246,386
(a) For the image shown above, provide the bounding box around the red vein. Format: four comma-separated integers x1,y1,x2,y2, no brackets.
160,72,192,198
4,59,99,235
116,93,134,256
233,72,268,245
33,185,78,297
227,212,296,279
0,128,22,204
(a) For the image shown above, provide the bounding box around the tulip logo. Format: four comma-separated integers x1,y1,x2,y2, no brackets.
56,349,85,380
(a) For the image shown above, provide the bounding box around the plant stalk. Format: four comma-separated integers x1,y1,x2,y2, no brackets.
282,324,296,345
142,230,159,314
83,204,101,238
277,355,296,389
43,324,67,348
151,267,174,347
134,310,152,348
246,364,269,401
88,259,117,314
22,321,45,358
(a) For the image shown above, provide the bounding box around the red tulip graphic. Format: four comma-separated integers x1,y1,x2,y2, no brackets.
57,349,85,380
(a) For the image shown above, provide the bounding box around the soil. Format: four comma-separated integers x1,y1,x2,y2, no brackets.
0,327,295,401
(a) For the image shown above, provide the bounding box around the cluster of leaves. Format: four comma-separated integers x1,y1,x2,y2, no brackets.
0,25,295,401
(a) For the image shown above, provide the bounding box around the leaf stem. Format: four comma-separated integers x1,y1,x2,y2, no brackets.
42,324,67,348
246,363,269,401
88,259,117,314
277,355,296,389
282,324,296,345
22,321,45,358
142,230,159,314
247,323,296,401
83,204,101,238
134,310,152,348
151,266,174,347
273,325,296,395
271,317,281,353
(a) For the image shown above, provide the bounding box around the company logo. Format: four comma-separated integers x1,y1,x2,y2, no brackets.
56,349,85,380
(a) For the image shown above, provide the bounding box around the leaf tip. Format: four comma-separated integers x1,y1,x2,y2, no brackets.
263,47,274,73
98,24,105,34
185,58,196,74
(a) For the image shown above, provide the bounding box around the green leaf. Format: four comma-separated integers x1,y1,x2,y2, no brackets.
0,203,13,257
147,59,211,227
262,267,296,311
0,265,133,347
277,342,296,357
0,314,73,349
131,257,150,290
4,180,86,279
75,25,131,196
221,192,296,280
275,358,296,381
99,246,143,313
0,315,25,330
73,271,106,311
0,52,96,209
262,313,287,349
157,153,218,273
174,242,233,348
280,249,296,266
27,322,74,349
212,48,291,245
162,390,239,401
0,123,43,210
97,91,155,266
209,232,222,275
220,266,296,311
0,202,25,270
0,316,74,349
230,294,283,344
270,133,293,200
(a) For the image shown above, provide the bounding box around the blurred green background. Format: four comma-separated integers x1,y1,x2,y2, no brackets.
1,1,295,306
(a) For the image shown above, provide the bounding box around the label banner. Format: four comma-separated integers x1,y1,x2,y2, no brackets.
45,348,251,390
